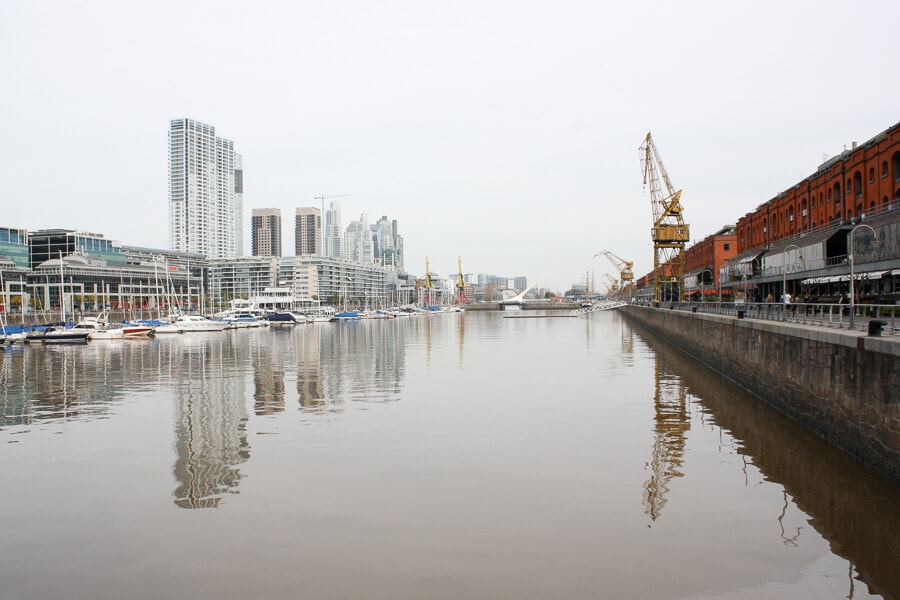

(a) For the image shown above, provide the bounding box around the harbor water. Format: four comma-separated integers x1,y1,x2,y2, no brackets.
1,311,898,600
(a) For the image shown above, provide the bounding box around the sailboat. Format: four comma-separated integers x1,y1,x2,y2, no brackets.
40,253,90,343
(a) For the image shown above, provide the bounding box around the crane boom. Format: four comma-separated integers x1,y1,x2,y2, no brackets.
639,133,689,305
594,250,634,282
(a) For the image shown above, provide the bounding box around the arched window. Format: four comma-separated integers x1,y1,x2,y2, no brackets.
833,182,841,207
884,196,890,208
893,152,900,182
869,167,875,183
853,171,862,198
882,161,889,178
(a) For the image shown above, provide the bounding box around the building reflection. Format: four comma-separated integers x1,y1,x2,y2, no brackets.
296,328,326,410
642,354,690,522
166,335,251,509
253,337,285,416
302,320,407,413
630,322,900,599
0,343,131,428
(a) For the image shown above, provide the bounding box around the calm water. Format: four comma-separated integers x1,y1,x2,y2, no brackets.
1,311,897,600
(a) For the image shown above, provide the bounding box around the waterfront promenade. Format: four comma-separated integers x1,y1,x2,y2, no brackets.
620,303,900,483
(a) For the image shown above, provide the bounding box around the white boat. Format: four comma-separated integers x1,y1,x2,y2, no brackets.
308,306,337,323
169,314,229,332
150,320,185,334
222,313,262,329
73,313,125,340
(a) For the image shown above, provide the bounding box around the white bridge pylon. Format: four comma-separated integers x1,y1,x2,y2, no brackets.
570,300,627,316
499,274,547,308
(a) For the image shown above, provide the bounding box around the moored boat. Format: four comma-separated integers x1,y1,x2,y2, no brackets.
169,314,230,332
267,312,297,325
41,326,90,344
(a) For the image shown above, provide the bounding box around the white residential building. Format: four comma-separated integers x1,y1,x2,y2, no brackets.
344,214,373,264
324,201,343,259
168,118,241,259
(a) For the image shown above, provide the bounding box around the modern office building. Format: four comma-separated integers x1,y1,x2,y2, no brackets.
168,118,240,259
0,227,29,270
294,207,321,257
324,201,343,259
207,256,281,308
371,215,403,269
343,214,373,264
28,229,126,269
251,208,282,257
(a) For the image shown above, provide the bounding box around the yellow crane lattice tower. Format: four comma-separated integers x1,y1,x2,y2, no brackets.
456,256,469,304
640,132,690,305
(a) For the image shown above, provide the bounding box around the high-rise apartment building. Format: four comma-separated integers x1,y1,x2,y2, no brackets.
251,208,282,257
324,201,343,259
294,207,321,256
168,118,241,259
234,154,244,257
343,214,373,264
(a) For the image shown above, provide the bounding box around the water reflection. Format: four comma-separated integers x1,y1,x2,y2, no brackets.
162,335,251,509
642,359,690,522
630,322,900,599
0,343,129,428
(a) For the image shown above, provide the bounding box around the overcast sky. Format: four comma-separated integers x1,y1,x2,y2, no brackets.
2,1,898,291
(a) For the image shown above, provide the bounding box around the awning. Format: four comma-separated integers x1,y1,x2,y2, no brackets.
736,252,766,265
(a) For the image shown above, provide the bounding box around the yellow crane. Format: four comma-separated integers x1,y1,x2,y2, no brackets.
456,256,468,304
599,272,619,295
640,133,690,305
594,250,634,284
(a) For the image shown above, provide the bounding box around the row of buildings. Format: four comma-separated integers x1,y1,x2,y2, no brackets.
0,117,528,318
0,227,420,319
633,121,900,304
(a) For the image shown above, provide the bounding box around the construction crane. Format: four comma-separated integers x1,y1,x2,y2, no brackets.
594,250,634,284
640,133,689,305
456,256,468,305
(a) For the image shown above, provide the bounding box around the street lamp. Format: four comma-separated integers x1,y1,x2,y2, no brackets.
848,224,877,328
781,244,803,312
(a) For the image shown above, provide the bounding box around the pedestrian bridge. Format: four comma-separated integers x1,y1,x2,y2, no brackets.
570,300,628,316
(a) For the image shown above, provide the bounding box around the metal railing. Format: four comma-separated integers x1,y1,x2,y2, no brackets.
634,301,900,335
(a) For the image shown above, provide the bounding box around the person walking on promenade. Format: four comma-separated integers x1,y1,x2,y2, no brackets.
782,291,792,318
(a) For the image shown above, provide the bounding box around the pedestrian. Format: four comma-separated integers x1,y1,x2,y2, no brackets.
783,291,792,317
766,292,774,313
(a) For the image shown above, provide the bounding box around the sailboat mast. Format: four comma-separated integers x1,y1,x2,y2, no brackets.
59,251,65,323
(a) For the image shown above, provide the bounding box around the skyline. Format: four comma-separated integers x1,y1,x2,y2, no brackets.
3,1,899,291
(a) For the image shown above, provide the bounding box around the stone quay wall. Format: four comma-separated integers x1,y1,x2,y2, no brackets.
620,305,900,482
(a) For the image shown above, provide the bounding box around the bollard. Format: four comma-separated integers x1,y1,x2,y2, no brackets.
867,319,887,337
